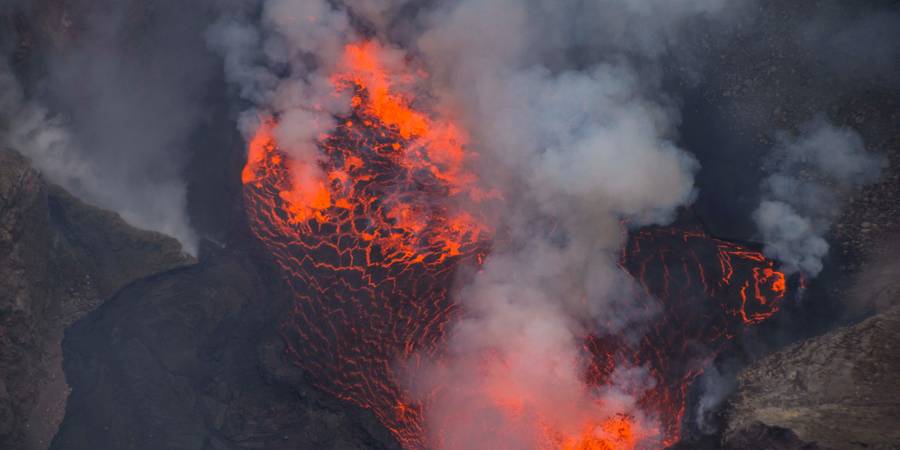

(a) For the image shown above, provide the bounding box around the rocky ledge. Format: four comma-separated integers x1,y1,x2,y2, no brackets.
727,304,900,450
0,148,193,449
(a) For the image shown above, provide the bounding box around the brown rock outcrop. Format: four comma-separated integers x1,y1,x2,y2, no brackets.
727,305,900,450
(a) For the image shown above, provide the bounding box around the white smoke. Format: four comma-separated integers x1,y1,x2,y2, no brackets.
206,0,751,447
0,61,197,253
692,363,739,435
207,0,365,190
0,0,248,255
403,1,733,446
753,118,885,276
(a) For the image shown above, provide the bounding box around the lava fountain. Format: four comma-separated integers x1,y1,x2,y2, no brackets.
241,41,790,449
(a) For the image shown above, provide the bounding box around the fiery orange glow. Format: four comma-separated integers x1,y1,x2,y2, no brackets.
555,416,641,450
240,40,489,448
594,227,790,445
241,40,792,450
244,41,488,261
241,120,275,185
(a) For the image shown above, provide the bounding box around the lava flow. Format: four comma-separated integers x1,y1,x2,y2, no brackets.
591,227,790,446
241,41,790,449
242,41,489,448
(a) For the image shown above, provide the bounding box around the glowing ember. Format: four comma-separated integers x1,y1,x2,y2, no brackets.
241,40,791,449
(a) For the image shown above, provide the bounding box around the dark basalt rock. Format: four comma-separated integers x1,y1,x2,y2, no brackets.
727,304,900,450
49,244,402,450
724,422,830,450
0,148,193,449
668,422,829,450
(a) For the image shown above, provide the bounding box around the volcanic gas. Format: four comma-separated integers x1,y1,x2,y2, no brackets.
241,41,791,450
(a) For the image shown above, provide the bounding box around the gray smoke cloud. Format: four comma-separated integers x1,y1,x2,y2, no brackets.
3,2,895,445
202,0,900,446
0,0,237,254
0,63,198,253
206,0,748,447
401,1,759,447
692,360,743,435
207,0,360,191
206,0,897,447
753,118,885,276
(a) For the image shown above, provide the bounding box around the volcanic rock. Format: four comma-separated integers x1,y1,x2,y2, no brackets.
49,243,403,450
0,145,401,450
668,422,828,450
0,147,193,449
726,304,900,449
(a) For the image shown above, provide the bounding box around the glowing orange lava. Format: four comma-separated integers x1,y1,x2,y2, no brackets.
241,40,489,448
241,40,791,450
555,416,641,450
594,227,790,445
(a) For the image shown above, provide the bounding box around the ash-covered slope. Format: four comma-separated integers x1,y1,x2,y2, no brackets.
50,245,402,450
0,148,192,449
727,304,900,450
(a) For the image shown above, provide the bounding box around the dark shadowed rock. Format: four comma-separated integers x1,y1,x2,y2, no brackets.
727,304,900,450
724,422,829,450
667,421,829,450
49,244,402,450
0,148,193,449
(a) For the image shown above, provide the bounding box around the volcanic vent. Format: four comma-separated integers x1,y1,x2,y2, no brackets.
240,41,793,449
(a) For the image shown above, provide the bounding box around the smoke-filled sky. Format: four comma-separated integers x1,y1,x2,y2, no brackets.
1,0,899,448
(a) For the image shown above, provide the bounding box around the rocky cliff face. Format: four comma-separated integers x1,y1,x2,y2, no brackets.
727,304,900,450
0,148,193,449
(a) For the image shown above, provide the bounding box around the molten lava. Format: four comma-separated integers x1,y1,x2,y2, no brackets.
556,416,641,450
590,227,789,445
241,40,790,449
242,41,488,447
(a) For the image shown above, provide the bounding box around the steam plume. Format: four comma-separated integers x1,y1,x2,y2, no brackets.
403,1,736,446
753,118,885,276
208,0,753,447
0,0,233,254
0,63,198,253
